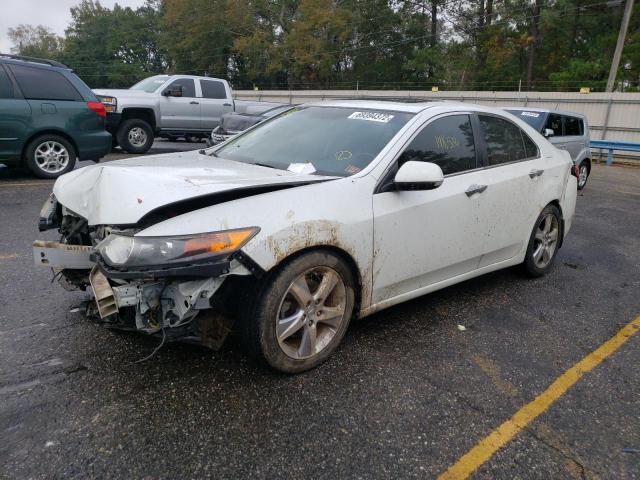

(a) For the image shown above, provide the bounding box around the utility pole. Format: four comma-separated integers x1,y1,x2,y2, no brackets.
606,0,635,92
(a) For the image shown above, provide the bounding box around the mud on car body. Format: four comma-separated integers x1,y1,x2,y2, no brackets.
34,101,578,373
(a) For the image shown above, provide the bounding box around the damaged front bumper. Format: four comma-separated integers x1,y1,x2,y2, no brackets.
32,237,262,349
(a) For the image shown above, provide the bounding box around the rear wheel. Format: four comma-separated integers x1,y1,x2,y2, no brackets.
523,205,561,277
116,118,154,154
577,161,589,190
25,134,76,179
240,251,355,373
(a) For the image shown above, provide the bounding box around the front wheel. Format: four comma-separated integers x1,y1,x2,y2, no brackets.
240,251,355,373
522,205,561,277
577,161,589,190
116,118,154,154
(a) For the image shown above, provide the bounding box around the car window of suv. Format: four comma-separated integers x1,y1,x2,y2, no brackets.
166,78,195,97
200,79,226,99
8,64,82,101
397,114,477,175
564,116,582,136
0,66,14,98
545,113,563,136
478,115,528,165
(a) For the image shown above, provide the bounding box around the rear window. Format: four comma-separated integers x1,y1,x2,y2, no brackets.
0,66,13,98
9,64,82,101
564,116,583,136
200,80,226,99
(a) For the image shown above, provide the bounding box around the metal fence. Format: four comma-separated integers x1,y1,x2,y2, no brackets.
234,89,640,161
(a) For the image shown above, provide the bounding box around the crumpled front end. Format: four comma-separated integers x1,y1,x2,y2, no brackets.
33,195,262,349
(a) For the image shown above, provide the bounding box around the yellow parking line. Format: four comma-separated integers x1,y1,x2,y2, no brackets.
438,314,640,480
0,254,20,260
0,181,53,188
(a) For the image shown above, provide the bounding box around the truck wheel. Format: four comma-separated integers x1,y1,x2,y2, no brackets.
25,134,76,179
116,118,154,154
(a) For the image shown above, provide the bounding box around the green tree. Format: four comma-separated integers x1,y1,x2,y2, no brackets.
8,25,64,59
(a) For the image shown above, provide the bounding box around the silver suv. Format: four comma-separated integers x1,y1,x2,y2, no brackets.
505,108,591,189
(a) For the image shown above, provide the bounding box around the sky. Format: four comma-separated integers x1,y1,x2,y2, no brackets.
0,0,146,52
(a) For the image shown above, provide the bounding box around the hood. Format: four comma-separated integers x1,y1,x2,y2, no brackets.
220,112,264,133
53,150,335,226
93,89,156,98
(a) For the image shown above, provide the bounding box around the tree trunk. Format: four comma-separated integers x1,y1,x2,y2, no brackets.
430,0,437,47
526,0,543,88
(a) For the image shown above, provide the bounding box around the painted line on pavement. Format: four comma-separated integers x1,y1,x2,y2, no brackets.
438,314,640,480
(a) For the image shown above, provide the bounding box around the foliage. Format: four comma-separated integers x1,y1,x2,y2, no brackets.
7,0,640,91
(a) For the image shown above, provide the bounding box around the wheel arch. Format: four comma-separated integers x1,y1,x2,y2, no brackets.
266,244,364,319
120,107,157,130
547,199,565,249
21,129,79,164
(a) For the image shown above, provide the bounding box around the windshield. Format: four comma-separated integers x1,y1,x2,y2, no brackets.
130,75,170,92
214,106,414,177
505,109,546,132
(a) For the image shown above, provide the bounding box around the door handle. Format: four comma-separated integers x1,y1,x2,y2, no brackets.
190,101,199,105
529,169,544,178
465,184,488,197
223,103,232,107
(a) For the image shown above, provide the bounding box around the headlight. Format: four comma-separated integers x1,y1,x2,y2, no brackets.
96,95,117,113
97,227,259,268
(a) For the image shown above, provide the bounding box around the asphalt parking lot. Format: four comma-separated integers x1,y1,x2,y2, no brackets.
0,152,639,478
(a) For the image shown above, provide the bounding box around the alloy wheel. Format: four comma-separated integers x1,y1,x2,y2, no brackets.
276,266,347,360
578,164,588,188
128,127,148,147
532,213,559,269
34,141,70,174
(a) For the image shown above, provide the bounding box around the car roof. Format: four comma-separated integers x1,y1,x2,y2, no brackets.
0,53,69,71
504,106,586,118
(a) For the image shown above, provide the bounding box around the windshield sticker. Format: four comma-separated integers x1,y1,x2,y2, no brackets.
335,150,352,161
348,111,394,123
521,111,540,118
345,165,361,175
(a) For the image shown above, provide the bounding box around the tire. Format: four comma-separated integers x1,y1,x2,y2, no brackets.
116,118,154,154
25,134,76,179
186,135,202,143
240,250,356,373
577,160,589,190
522,204,562,277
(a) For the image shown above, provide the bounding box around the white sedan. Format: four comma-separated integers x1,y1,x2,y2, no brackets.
34,101,578,373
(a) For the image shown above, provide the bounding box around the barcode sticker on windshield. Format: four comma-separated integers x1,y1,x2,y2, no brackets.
348,111,394,123
521,111,540,118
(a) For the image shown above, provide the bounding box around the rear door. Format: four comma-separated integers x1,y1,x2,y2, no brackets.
474,114,542,267
159,78,200,130
198,79,233,129
0,65,31,159
562,115,586,163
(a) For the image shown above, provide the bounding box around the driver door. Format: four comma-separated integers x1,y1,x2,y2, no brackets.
159,78,201,129
371,114,487,305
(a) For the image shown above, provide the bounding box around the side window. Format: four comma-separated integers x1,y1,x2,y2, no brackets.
521,132,540,159
166,78,195,98
8,64,82,101
397,115,476,175
200,79,226,99
545,113,563,136
0,66,14,98
478,115,527,165
564,116,582,136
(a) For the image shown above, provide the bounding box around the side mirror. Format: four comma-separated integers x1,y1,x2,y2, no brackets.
394,161,444,191
543,128,554,138
163,86,183,97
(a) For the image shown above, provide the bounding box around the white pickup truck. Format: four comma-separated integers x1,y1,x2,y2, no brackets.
94,75,276,153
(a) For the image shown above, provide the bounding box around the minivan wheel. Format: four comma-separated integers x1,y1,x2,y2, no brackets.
25,134,76,179
577,161,589,190
116,118,154,154
240,251,355,373
523,205,561,277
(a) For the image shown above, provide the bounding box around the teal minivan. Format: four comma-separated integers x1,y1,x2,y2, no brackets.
0,54,111,178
